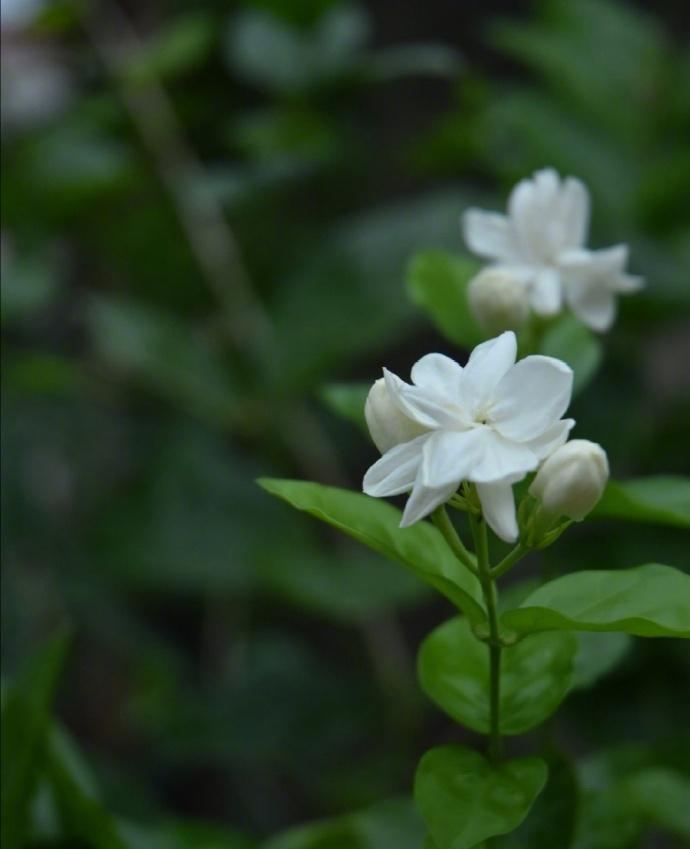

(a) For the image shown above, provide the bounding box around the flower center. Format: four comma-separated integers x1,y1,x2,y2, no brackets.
473,405,492,426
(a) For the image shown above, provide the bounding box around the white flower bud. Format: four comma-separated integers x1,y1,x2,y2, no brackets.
468,267,530,334
364,377,426,454
530,439,609,521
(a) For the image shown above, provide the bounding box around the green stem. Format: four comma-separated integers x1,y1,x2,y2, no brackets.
432,507,479,577
491,541,529,579
470,513,503,764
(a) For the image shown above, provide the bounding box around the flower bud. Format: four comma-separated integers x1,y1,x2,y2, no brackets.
530,439,609,521
468,267,530,334
365,377,426,454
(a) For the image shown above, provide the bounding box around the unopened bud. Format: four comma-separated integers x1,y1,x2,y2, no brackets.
530,440,609,521
365,378,426,454
468,267,530,334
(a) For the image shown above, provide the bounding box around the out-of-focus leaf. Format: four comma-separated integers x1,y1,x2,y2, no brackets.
570,632,631,691
271,192,468,388
0,249,60,322
86,296,239,425
234,108,340,163
258,479,486,625
489,0,665,142
406,250,483,348
262,796,424,849
540,314,602,396
502,564,690,638
259,548,429,623
226,6,368,94
124,817,254,849
46,727,133,849
622,768,690,838
593,476,690,529
3,352,86,396
364,44,462,81
414,745,547,849
1,631,70,849
319,382,369,431
418,617,575,734
124,13,215,84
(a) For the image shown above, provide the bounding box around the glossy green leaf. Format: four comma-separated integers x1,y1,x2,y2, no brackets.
414,745,547,849
418,617,575,735
502,564,690,638
1,631,70,849
593,476,690,529
540,314,602,396
258,479,485,625
570,632,631,691
319,382,369,431
406,250,483,347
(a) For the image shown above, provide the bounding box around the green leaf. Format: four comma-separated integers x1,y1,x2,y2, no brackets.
46,727,133,849
540,314,602,396
406,250,483,347
364,44,462,81
319,382,369,431
593,476,690,529
1,631,70,849
570,632,631,691
258,479,486,625
502,564,690,638
418,617,575,735
414,745,547,849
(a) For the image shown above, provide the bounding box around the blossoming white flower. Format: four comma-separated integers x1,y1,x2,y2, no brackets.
462,168,643,331
467,267,530,334
530,439,609,521
362,331,574,542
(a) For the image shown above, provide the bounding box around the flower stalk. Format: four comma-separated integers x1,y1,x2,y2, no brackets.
470,512,503,764
432,507,478,576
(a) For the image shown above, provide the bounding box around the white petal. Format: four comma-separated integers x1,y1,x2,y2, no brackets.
468,429,538,483
491,355,574,441
462,209,518,261
556,177,589,249
400,475,458,527
459,331,517,408
420,428,486,489
509,169,561,262
476,480,518,542
568,285,617,332
383,369,446,429
411,353,463,398
530,267,562,316
363,434,428,497
525,418,575,460
559,244,627,275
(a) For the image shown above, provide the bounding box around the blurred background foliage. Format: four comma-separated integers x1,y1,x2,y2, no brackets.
1,0,689,847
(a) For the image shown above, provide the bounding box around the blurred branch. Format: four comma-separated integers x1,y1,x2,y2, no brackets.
82,1,273,366
82,1,349,486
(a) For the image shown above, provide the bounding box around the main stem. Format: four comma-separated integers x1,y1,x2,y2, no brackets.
471,514,503,764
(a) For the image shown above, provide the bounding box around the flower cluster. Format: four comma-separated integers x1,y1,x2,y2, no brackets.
362,331,597,541
462,168,643,332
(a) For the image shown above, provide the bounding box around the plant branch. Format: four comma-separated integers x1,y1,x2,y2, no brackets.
491,541,529,579
470,513,503,765
432,507,479,576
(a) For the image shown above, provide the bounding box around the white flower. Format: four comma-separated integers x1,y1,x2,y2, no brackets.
462,168,643,331
362,331,574,542
467,267,530,334
530,439,609,521
365,377,427,453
